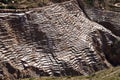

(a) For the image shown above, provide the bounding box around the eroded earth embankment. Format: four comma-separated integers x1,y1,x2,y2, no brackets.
0,0,120,80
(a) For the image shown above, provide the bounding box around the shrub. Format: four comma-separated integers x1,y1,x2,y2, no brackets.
85,0,94,6
38,2,47,7
1,0,11,4
38,2,44,7
6,5,16,9
0,5,5,9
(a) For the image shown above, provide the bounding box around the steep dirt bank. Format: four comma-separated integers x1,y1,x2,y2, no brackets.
0,0,119,80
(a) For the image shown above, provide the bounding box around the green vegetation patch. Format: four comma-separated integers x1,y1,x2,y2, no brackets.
21,66,120,80
85,0,94,6
0,0,50,9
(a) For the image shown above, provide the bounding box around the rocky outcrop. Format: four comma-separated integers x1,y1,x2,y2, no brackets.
0,0,119,80
77,0,120,66
83,8,120,37
76,0,120,36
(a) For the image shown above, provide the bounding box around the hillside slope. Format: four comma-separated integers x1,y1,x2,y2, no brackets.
22,66,120,80
0,0,70,9
0,0,119,80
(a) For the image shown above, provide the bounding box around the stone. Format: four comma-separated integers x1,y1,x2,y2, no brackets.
0,0,119,80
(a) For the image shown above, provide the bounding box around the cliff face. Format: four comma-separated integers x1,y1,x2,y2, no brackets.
77,0,120,11
77,0,120,36
76,0,120,66
84,9,120,36
0,0,120,80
